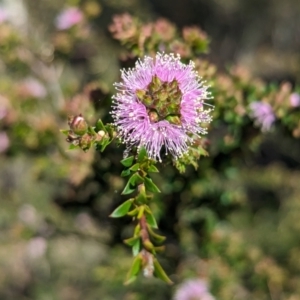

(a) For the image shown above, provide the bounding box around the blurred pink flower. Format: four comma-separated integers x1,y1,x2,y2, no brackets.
20,77,47,99
174,279,215,300
249,101,275,132
55,7,83,30
0,7,8,23
18,204,39,228
26,237,47,259
0,131,9,153
290,93,300,108
109,13,136,40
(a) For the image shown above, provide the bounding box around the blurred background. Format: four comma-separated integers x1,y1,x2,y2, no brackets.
0,0,300,299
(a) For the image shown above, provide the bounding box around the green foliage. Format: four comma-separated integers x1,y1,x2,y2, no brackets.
144,177,161,193
153,258,173,285
110,198,134,218
121,156,135,167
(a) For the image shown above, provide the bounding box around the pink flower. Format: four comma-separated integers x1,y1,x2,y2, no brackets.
20,77,47,99
55,7,83,30
0,7,8,24
174,279,215,300
26,237,47,259
111,52,213,161
249,101,275,132
290,93,300,108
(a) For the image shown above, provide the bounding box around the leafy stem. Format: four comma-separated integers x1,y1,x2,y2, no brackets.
110,147,173,284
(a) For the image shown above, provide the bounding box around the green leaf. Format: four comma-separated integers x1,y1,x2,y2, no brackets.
147,224,166,243
130,163,140,172
134,224,141,236
88,126,97,135
121,173,144,195
121,156,134,167
136,189,147,203
124,275,137,285
137,205,145,220
95,119,106,131
198,146,209,156
144,177,161,193
68,144,79,150
132,239,140,257
127,207,139,217
143,239,154,252
153,258,173,284
154,246,165,253
124,236,139,247
110,199,134,218
121,169,131,177
60,129,69,135
125,254,142,285
148,164,159,173
137,147,147,162
121,177,136,195
129,173,144,186
145,209,158,228
99,138,112,152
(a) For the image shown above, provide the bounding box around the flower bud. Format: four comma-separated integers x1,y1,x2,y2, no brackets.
79,133,93,151
165,115,181,125
136,89,146,101
94,130,106,142
69,114,88,136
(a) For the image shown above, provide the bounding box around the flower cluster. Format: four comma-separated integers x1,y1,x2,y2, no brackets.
55,7,83,30
249,101,276,132
174,279,215,300
290,93,300,108
111,52,213,161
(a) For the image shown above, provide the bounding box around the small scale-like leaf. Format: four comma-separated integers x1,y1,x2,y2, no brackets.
144,177,161,193
154,246,165,253
153,258,173,284
121,177,136,195
137,205,145,220
88,126,97,135
121,169,131,177
145,210,158,228
125,254,142,285
69,144,79,150
130,163,140,172
124,275,137,285
147,224,166,243
143,239,154,252
136,190,147,203
132,239,140,257
134,224,141,236
95,119,106,131
110,199,134,218
148,164,159,173
124,236,139,247
137,147,147,162
199,146,209,156
121,156,134,167
99,138,112,152
127,207,139,217
129,173,144,186
60,129,69,135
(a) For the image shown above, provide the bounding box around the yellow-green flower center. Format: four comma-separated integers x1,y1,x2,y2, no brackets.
135,75,182,125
